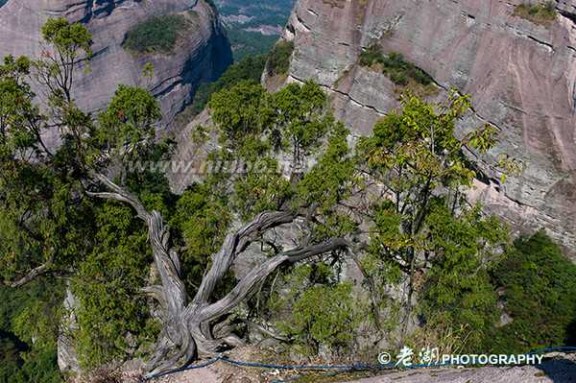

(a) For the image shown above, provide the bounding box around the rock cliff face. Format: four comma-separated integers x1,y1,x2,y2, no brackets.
279,0,576,258
0,0,232,128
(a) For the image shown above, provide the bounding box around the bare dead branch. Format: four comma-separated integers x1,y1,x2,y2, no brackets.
192,211,296,306
88,172,187,313
6,262,50,288
199,237,349,323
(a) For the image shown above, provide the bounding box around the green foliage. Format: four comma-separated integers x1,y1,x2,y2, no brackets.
209,80,333,160
123,15,188,54
210,80,271,150
170,184,231,293
11,346,62,383
209,80,355,225
267,41,295,77
418,204,507,352
232,158,293,219
359,45,432,86
271,265,360,356
272,82,329,157
36,18,92,105
514,2,556,25
0,335,23,383
0,344,62,383
287,283,359,356
295,122,357,239
0,53,95,286
0,18,186,373
0,50,92,381
72,203,158,368
194,82,361,359
359,92,487,248
181,55,267,122
488,231,576,352
0,55,39,162
0,55,35,146
95,85,161,164
41,18,92,60
359,91,512,347
0,280,64,383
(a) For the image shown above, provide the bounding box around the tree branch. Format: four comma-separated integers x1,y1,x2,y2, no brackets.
5,262,51,288
198,238,349,323
87,172,188,314
192,211,296,307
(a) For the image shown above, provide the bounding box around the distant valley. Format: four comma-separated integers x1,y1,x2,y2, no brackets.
214,0,294,59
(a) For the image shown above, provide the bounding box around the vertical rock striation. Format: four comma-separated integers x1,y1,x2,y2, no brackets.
279,0,576,259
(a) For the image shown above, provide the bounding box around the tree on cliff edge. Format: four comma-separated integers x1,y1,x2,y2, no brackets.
0,18,354,376
0,18,515,376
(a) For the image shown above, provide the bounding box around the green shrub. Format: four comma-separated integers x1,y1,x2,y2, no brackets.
487,231,576,353
389,71,408,86
267,41,295,76
359,45,432,86
0,280,64,383
72,203,158,368
123,14,188,54
9,346,62,383
417,204,506,353
281,283,360,356
514,2,556,25
179,55,267,122
359,44,384,67
270,264,361,357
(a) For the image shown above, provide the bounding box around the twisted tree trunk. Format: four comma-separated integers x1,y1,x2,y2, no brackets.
88,172,349,378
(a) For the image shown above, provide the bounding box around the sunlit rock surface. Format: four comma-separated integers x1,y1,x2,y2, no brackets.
278,0,576,258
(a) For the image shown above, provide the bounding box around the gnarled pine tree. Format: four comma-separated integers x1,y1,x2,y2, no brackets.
0,18,518,378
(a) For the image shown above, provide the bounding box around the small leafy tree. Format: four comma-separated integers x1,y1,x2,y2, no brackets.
286,282,359,356
357,91,512,338
71,203,157,368
267,41,294,76
266,263,361,358
417,205,507,352
36,17,92,104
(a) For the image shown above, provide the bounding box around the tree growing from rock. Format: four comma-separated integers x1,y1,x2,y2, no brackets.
357,93,512,341
0,18,518,377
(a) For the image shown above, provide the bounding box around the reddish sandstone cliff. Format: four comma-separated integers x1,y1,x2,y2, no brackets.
277,0,576,258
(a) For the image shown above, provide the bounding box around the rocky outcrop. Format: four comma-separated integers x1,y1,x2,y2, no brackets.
0,0,232,128
279,0,576,259
339,359,576,383
57,285,80,374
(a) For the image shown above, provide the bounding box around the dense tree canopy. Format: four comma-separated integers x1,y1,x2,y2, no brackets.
488,231,576,353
